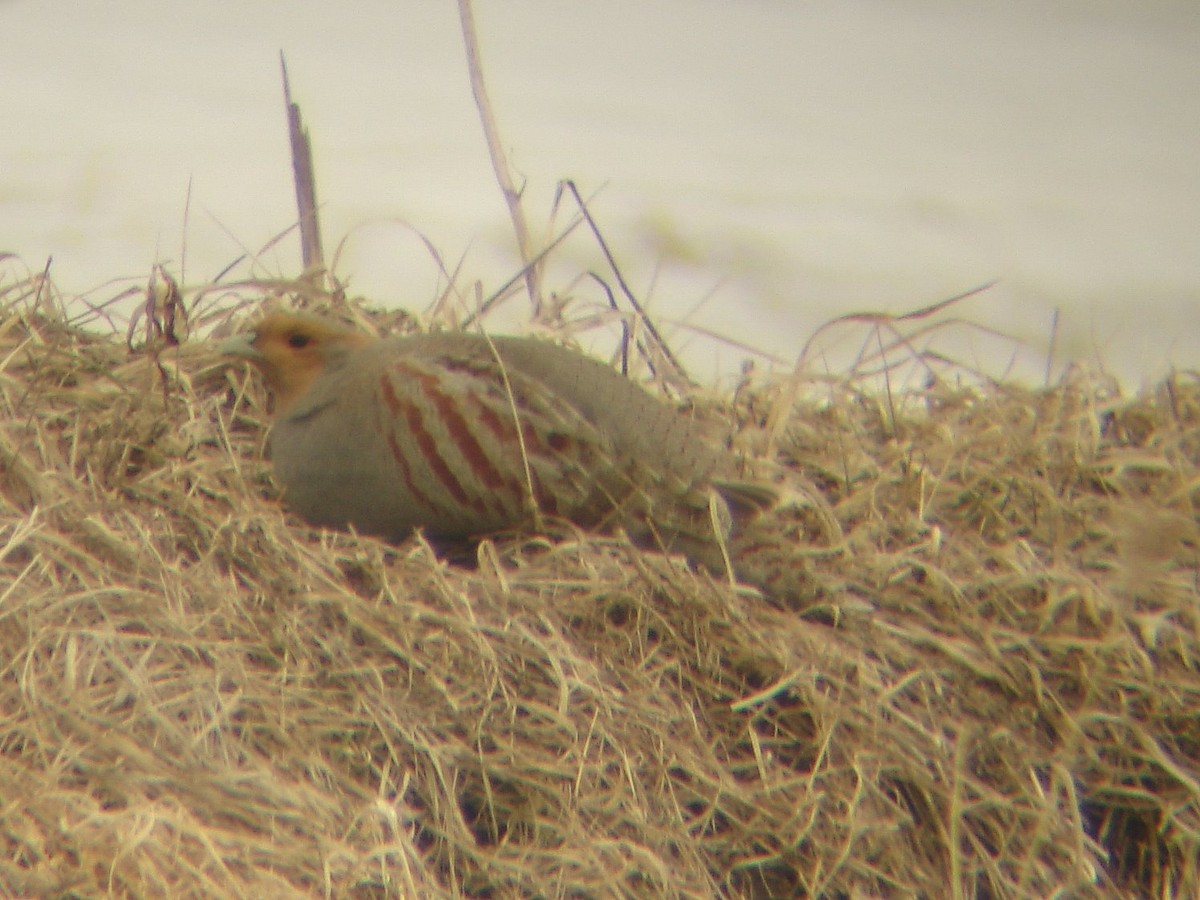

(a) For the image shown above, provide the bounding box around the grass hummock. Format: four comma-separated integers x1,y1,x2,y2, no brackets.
0,260,1197,898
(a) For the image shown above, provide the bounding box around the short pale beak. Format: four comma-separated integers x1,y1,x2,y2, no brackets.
219,333,262,361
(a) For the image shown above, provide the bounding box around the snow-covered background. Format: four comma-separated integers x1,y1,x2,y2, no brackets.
3,0,1197,386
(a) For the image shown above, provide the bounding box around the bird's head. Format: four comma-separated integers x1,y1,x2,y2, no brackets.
221,312,373,413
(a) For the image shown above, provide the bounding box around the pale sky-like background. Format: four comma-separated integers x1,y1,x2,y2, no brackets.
2,0,1198,387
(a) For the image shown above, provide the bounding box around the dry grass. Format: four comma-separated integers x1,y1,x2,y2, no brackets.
1,266,1198,899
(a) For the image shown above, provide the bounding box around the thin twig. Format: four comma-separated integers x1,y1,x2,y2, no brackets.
180,175,192,287
1045,307,1060,387
34,257,52,314
461,213,586,329
457,0,541,314
560,180,688,382
281,53,325,276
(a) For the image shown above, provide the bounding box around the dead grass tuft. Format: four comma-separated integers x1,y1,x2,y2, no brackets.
1,267,1198,898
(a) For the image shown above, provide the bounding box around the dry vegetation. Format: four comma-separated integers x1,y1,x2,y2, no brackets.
0,262,1197,900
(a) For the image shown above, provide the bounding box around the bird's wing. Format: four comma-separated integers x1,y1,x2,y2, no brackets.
360,345,655,535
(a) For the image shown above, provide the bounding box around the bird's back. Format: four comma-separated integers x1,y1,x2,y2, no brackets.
483,335,729,477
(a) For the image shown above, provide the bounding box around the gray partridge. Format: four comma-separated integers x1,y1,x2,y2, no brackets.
221,311,814,598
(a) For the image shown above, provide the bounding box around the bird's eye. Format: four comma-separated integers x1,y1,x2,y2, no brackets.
287,332,312,349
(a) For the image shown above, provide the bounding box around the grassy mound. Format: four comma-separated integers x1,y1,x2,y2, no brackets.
1,272,1197,898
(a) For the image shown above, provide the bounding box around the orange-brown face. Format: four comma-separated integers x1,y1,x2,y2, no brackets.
221,312,372,413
